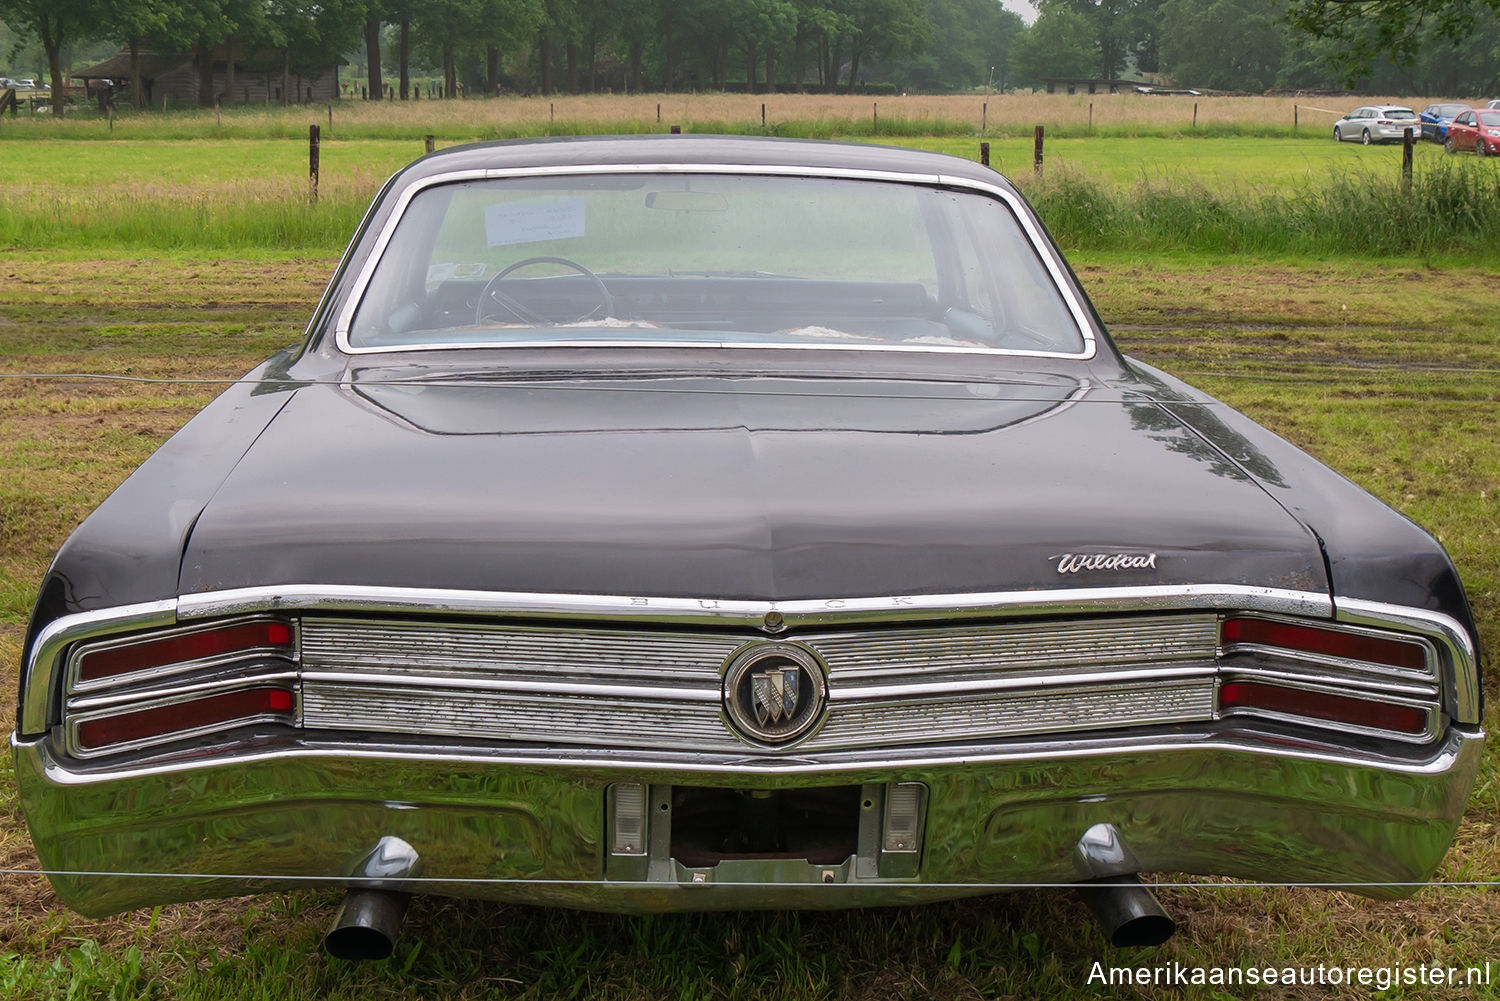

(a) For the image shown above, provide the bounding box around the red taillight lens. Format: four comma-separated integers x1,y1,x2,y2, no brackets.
1219,681,1428,735
78,620,293,682
1221,617,1427,671
76,687,294,750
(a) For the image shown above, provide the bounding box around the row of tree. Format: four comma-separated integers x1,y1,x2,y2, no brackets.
7,0,1500,119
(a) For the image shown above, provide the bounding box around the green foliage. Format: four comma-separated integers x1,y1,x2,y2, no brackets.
1031,158,1500,257
1011,3,1096,85
1159,0,1285,92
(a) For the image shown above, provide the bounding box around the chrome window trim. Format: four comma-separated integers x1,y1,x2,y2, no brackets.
329,163,1098,360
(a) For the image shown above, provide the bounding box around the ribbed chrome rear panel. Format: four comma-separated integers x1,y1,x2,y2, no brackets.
297,614,1220,751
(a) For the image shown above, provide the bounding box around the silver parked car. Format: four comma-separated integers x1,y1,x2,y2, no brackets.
1333,105,1421,144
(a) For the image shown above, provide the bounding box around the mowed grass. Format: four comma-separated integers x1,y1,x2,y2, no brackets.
1,250,1499,998
2,133,1451,192
6,134,1500,258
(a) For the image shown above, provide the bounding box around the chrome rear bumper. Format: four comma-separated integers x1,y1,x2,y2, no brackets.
15,724,1483,916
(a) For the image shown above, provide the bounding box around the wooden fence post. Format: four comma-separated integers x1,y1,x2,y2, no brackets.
872,102,878,131
761,102,766,129
1033,125,1044,175
1294,104,1299,130
1193,102,1198,128
1089,102,1094,130
1402,128,1414,187
979,141,990,167
309,124,320,204
981,101,987,132
425,134,435,154
670,124,681,134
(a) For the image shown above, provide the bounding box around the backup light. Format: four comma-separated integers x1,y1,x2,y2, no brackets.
77,619,294,682
76,686,295,751
1220,617,1427,671
1218,681,1428,735
882,782,925,853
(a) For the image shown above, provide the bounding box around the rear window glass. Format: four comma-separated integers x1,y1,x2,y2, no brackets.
348,173,1086,356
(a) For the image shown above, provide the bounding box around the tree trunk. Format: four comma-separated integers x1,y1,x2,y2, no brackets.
129,36,144,110
566,43,579,93
848,44,861,91
223,33,235,105
539,33,553,94
444,43,457,98
281,49,290,106
38,14,66,117
196,38,215,107
364,16,382,100
663,24,674,92
746,40,757,92
487,46,499,96
629,40,643,93
765,44,775,93
400,20,411,99
587,35,597,92
794,30,804,91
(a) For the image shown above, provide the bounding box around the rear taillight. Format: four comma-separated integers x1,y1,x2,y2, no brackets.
1219,615,1438,740
76,687,295,751
1219,681,1429,735
77,619,293,683
64,617,299,757
1221,616,1427,671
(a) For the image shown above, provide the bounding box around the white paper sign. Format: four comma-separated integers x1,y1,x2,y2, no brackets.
484,197,586,247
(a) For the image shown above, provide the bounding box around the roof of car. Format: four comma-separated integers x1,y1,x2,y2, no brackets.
398,134,1019,193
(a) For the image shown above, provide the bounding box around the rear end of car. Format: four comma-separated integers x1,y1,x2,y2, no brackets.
14,586,1483,918
11,139,1485,952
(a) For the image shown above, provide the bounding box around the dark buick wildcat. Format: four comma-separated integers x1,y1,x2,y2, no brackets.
15,136,1483,956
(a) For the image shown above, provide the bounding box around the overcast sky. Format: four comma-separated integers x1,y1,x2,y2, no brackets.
1000,0,1038,25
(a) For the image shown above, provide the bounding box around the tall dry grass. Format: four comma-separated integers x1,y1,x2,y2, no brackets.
2,92,1460,142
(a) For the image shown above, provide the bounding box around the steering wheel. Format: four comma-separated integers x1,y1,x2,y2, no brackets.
475,256,614,325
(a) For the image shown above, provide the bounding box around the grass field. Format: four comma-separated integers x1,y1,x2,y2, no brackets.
2,108,1500,997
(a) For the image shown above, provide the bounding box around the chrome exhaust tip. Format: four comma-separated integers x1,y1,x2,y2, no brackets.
1073,823,1175,947
324,835,422,961
325,889,410,961
1077,875,1177,948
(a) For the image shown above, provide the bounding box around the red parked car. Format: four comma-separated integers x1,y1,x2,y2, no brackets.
1443,108,1500,154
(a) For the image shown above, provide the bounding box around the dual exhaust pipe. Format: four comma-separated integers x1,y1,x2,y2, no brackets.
323,824,1175,960
324,836,419,962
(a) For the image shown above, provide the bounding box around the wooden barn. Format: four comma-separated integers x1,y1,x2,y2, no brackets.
73,42,340,107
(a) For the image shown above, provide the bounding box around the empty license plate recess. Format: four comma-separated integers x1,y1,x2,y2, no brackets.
605,781,926,883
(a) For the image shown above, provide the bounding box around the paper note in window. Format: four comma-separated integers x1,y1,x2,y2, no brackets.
485,198,586,247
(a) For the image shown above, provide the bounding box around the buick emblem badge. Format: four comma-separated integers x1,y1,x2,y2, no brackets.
752,666,800,725
723,643,826,747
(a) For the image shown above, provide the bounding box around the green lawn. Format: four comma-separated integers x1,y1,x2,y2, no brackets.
1,124,1499,997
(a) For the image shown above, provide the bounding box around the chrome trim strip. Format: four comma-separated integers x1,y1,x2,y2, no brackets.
329,163,1098,361
301,670,721,703
20,723,1480,785
22,600,178,735
17,584,1342,737
1334,598,1482,725
174,583,1334,625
